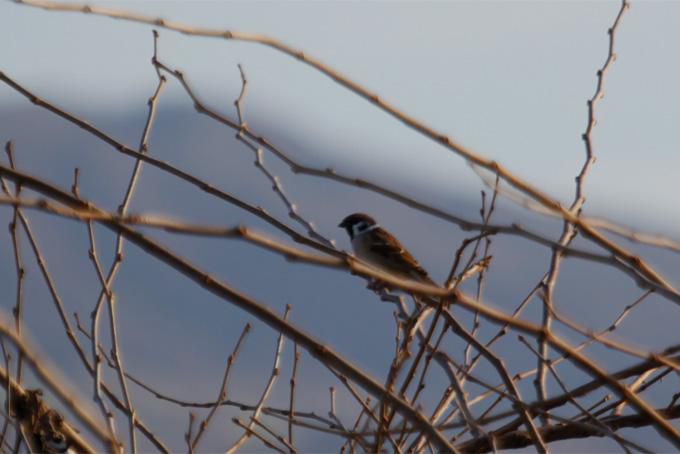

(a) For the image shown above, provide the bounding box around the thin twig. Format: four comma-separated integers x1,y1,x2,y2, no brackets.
86,222,119,445
185,413,195,454
231,64,335,248
3,143,26,387
327,372,387,452
536,0,630,418
191,323,251,451
287,341,300,450
94,30,167,454
226,307,290,453
249,416,298,454
232,417,287,454
72,310,339,429
518,336,639,453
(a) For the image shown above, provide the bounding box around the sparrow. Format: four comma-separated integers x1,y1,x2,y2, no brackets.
338,213,435,286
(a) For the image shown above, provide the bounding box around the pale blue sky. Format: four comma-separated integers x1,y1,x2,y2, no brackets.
3,0,680,233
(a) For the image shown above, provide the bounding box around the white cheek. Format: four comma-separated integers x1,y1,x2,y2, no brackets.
351,236,370,257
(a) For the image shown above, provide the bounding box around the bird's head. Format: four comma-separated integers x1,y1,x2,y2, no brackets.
338,213,377,239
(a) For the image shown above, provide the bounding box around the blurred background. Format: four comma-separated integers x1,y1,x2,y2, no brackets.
2,1,680,452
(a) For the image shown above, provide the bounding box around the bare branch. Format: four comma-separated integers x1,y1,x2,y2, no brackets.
191,323,251,451
227,307,288,453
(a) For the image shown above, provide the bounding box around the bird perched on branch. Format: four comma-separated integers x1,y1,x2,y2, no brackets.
338,213,436,286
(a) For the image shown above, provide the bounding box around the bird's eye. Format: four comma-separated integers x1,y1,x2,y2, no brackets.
353,221,370,235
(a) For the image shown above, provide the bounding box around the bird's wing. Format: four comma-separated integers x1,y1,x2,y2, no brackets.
368,228,432,283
